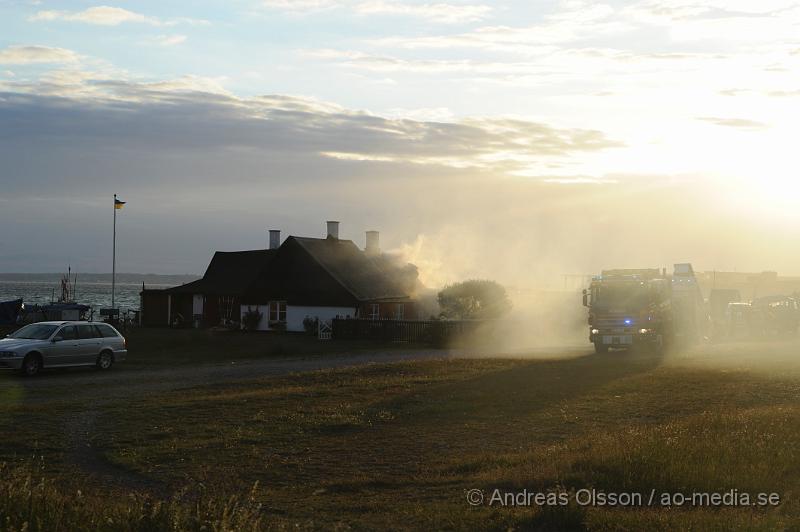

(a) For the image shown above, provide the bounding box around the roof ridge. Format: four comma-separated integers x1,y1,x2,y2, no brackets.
213,249,274,254
292,235,357,245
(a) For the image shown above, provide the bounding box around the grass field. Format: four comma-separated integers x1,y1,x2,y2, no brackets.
1,329,799,530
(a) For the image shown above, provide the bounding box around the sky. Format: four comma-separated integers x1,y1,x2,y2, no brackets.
1,0,799,285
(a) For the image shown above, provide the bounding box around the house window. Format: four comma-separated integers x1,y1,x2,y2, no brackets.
369,303,380,320
269,301,287,323
395,304,404,320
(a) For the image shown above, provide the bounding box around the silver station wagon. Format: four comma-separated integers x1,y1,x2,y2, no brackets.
0,321,127,376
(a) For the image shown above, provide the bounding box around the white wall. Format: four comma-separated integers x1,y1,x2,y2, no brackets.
240,305,356,332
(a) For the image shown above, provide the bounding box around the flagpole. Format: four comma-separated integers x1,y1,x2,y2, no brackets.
112,193,117,311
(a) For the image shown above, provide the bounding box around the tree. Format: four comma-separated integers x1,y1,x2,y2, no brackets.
437,279,512,320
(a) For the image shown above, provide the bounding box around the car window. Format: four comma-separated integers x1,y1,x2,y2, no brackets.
8,324,58,339
55,325,77,341
78,324,100,339
95,324,119,338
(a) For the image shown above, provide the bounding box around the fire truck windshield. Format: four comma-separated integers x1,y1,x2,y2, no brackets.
592,282,651,313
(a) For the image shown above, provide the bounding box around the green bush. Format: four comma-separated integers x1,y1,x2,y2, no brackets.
437,279,512,320
302,316,319,336
241,308,262,332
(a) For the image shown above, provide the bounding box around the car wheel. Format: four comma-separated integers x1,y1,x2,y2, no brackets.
594,342,609,354
97,351,114,371
21,354,41,377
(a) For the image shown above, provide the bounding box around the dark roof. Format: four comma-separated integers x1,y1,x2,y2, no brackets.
164,278,205,294
292,237,410,301
243,236,415,305
166,249,276,295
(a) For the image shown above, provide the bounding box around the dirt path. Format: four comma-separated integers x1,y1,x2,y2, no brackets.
2,350,453,399
1,345,591,401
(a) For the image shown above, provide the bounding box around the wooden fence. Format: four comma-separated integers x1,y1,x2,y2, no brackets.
331,318,490,345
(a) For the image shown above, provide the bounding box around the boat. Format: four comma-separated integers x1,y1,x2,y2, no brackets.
19,267,92,323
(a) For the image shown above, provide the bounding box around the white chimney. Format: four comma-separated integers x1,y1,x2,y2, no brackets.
326,220,339,239
365,230,380,255
269,229,281,250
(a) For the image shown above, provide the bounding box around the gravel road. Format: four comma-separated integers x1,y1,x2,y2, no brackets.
0,344,592,402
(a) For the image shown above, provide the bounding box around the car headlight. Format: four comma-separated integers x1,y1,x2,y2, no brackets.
591,329,599,335
639,328,651,334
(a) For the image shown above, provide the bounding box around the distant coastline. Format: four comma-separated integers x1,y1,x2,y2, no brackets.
0,273,201,285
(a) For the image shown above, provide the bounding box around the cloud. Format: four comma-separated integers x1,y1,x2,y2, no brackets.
305,47,724,79
624,0,800,48
359,0,800,60
632,0,798,20
767,89,800,97
385,106,454,121
260,0,335,10
366,2,628,51
0,45,79,65
542,176,619,184
696,116,769,129
28,5,209,27
304,48,544,74
281,0,798,113
260,0,491,23
353,1,491,23
0,76,630,274
720,88,800,98
0,75,622,196
30,5,158,25
1,77,797,279
718,88,751,96
151,35,188,47
2,3,799,276
6,79,617,166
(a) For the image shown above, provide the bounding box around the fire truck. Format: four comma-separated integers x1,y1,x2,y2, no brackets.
582,264,708,354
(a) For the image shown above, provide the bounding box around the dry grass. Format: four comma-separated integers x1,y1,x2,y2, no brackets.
0,460,266,532
2,339,800,529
